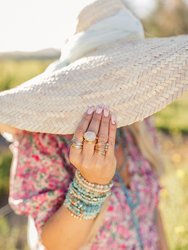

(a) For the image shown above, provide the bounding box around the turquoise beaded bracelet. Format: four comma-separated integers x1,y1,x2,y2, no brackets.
63,170,114,220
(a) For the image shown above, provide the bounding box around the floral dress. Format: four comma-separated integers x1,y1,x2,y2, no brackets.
8,117,162,250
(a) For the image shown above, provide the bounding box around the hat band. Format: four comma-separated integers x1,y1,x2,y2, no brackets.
46,8,145,73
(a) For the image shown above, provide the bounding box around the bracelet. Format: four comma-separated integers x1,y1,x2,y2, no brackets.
64,188,104,220
75,174,111,195
64,180,111,219
74,170,113,202
73,176,110,198
71,182,110,205
63,170,113,220
75,170,114,193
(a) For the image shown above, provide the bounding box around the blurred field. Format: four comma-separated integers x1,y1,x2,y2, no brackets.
155,94,188,134
0,59,188,250
0,60,52,91
158,134,188,250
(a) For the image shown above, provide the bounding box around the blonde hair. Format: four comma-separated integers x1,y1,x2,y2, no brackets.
82,120,165,247
129,120,165,178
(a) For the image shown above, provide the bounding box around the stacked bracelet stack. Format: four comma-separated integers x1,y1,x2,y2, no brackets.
64,170,114,220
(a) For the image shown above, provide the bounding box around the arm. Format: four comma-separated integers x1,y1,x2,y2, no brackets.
41,105,117,250
9,130,97,250
156,207,169,250
41,204,97,250
9,105,117,250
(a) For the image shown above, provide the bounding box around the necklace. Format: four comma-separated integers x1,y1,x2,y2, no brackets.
114,128,144,250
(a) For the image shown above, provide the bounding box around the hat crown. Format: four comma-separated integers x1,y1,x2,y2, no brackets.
75,0,127,33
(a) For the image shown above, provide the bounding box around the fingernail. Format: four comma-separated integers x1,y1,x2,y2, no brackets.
104,104,109,109
96,105,103,114
104,108,109,117
111,113,117,124
87,106,95,114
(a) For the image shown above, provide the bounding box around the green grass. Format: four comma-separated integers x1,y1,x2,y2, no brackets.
155,93,188,134
0,151,12,195
0,216,29,250
0,60,52,91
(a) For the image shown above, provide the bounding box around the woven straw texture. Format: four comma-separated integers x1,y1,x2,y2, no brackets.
0,35,188,134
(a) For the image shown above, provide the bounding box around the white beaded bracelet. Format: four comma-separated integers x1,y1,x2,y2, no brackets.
75,170,114,193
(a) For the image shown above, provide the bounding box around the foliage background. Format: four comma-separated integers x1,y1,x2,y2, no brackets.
0,0,188,249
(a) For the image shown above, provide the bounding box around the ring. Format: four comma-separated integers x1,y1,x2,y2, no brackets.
95,142,109,151
70,135,83,149
95,149,106,156
95,141,109,156
83,131,97,143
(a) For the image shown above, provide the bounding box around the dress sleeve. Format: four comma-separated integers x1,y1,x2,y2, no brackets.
8,130,75,235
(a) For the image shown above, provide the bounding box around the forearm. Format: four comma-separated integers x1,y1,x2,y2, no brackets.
40,170,112,250
41,203,98,250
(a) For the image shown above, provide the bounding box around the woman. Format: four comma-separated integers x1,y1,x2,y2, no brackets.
7,103,169,250
2,0,184,249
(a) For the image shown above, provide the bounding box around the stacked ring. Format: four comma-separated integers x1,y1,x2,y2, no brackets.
95,141,109,156
71,131,109,156
70,135,83,149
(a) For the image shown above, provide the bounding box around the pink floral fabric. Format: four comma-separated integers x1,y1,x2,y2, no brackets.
8,117,162,250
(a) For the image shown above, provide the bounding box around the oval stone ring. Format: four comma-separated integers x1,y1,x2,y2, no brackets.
83,131,97,143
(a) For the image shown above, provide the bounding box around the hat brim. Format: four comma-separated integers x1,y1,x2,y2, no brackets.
0,35,188,134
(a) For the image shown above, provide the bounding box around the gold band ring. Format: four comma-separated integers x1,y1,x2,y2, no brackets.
70,135,83,149
95,142,109,151
95,149,107,156
95,141,109,156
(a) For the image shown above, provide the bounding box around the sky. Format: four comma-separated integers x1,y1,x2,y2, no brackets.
0,0,155,52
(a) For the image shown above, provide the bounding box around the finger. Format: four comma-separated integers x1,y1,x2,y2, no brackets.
94,106,110,158
70,106,95,156
82,104,104,157
106,112,117,157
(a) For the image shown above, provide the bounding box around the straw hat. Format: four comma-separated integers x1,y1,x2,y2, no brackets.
0,0,188,135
